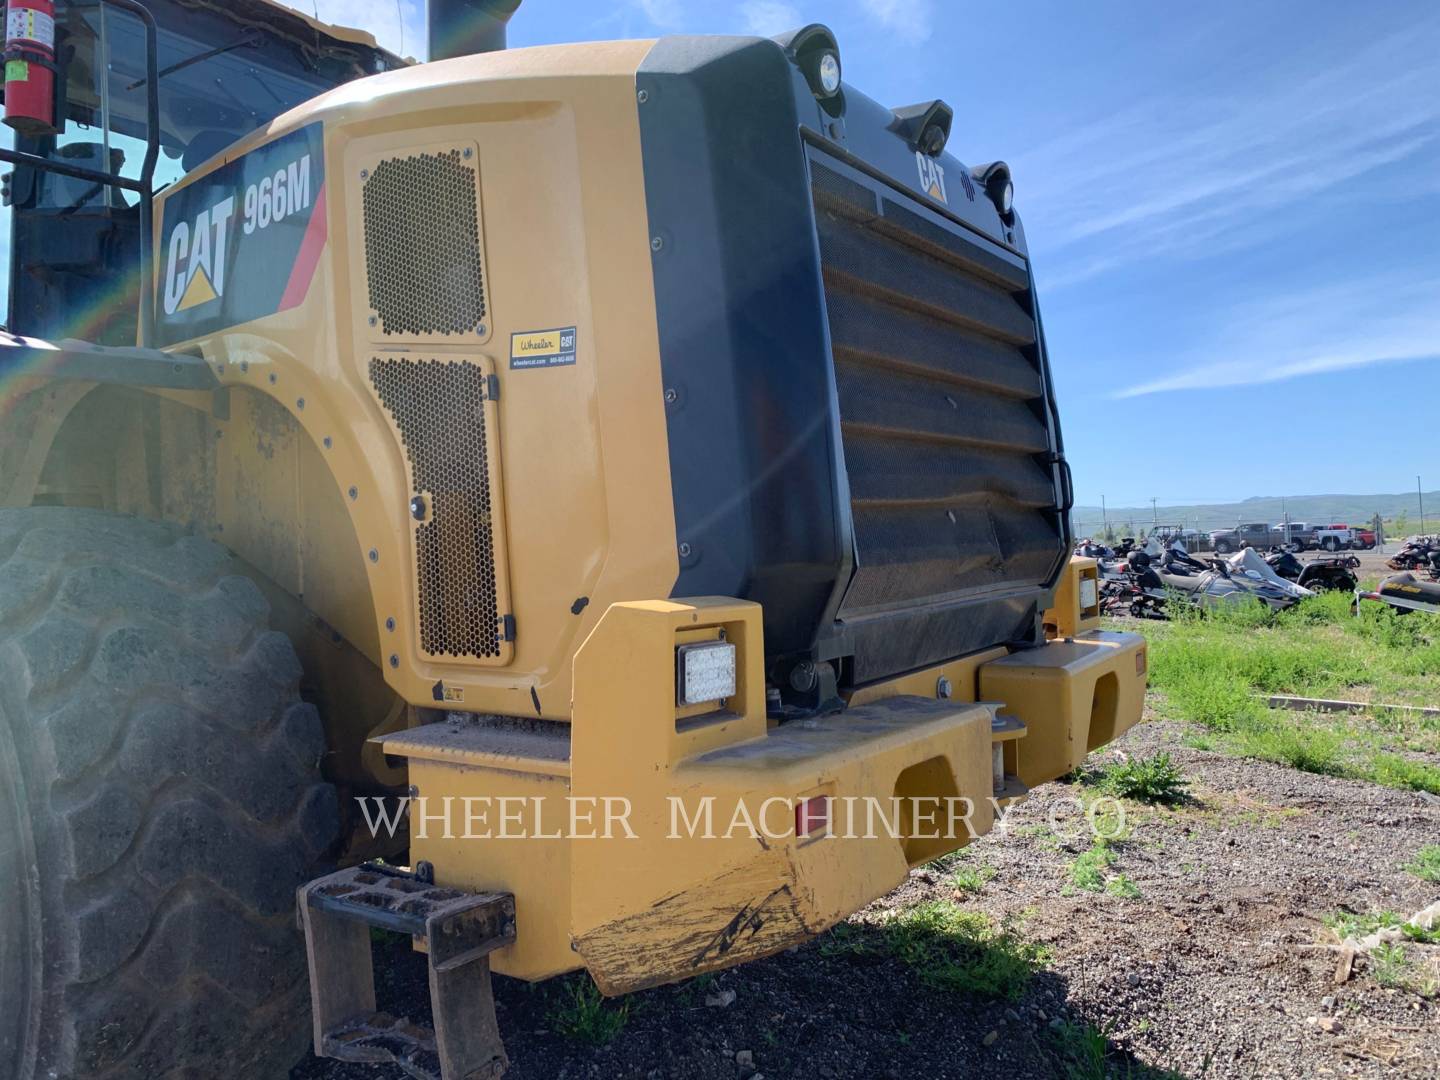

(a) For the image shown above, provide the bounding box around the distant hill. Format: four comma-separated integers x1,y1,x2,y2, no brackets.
1071,492,1440,536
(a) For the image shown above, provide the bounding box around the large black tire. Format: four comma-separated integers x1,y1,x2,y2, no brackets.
1214,540,1232,554
0,508,339,1079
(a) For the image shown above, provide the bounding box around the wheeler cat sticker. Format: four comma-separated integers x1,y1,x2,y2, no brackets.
510,327,577,369
158,123,326,345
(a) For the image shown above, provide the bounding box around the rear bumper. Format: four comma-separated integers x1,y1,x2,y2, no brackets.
980,630,1147,788
382,603,1146,993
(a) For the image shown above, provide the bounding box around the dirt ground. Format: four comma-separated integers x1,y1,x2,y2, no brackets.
293,712,1440,1080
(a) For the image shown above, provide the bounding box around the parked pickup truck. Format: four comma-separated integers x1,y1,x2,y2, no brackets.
1273,521,1316,549
1333,523,1377,550
1315,524,1357,551
1210,522,1288,553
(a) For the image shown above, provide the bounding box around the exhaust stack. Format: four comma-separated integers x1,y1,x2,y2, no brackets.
428,0,522,61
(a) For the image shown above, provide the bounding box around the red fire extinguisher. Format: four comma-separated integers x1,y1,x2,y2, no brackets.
4,0,58,136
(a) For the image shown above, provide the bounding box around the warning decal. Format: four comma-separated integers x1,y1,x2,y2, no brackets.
510,326,577,369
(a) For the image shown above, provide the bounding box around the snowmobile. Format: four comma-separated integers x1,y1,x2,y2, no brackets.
1221,547,1314,608
1357,573,1440,616
1387,538,1439,571
1264,548,1360,593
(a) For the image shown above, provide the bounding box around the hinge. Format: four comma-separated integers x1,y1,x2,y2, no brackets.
500,613,516,642
486,373,500,401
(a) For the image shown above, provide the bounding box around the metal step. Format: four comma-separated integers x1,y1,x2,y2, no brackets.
298,861,516,1080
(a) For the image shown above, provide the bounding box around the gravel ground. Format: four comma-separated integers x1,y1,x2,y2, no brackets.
294,714,1440,1079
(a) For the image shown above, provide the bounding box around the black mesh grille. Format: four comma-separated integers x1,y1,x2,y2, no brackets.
363,150,486,337
370,358,502,658
810,157,1062,623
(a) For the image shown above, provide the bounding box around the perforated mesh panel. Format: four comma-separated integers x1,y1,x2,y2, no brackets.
363,150,486,337
370,358,503,659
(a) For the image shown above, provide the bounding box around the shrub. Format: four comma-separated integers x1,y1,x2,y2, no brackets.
1099,752,1189,805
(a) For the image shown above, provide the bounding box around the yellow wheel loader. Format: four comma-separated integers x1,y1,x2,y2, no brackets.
0,2,1146,1076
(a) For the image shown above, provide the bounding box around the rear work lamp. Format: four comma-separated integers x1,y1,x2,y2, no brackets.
676,639,737,707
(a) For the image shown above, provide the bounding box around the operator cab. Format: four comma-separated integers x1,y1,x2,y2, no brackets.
0,0,403,345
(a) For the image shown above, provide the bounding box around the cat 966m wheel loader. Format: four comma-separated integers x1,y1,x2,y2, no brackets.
0,1,1145,1076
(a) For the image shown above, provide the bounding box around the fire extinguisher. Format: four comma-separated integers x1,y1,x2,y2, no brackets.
4,0,58,136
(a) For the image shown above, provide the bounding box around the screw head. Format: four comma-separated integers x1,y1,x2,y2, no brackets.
678,541,692,558
268,372,277,384
360,168,369,180
385,617,396,632
389,653,400,668
463,147,473,159
368,315,378,327
348,486,358,500
240,360,249,372
650,235,664,252
323,436,332,449
937,675,953,700
476,323,487,335
637,88,649,104
664,388,678,404
296,397,305,410
368,548,379,563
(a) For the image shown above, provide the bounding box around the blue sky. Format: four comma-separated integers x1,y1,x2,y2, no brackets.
308,4,1435,504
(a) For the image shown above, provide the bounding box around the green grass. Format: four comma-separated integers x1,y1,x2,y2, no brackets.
1096,752,1190,805
1324,909,1404,940
950,859,997,893
1371,943,1410,989
881,901,1050,1001
1051,1020,1186,1080
549,976,630,1045
1066,839,1140,897
1129,590,1440,793
1406,845,1440,883
1068,841,1116,892
1052,1020,1109,1080
1323,909,1440,948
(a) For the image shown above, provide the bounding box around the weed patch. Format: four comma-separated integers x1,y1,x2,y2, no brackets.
1051,1019,1185,1080
883,901,1049,1000
1068,841,1116,892
1404,845,1440,882
950,860,997,893
1066,840,1139,897
550,976,629,1044
1096,752,1190,805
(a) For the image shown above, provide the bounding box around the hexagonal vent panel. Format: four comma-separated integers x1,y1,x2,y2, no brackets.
370,357,510,662
362,148,487,338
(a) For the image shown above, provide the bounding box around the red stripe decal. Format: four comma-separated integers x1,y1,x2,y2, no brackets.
279,183,328,312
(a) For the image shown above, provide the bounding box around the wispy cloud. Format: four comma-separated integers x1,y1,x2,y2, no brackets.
1018,19,1440,287
632,0,687,29
1116,275,1440,397
863,0,935,46
741,1,801,36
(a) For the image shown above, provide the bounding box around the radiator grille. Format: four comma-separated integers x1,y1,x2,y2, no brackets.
810,156,1063,631
363,149,486,337
370,358,503,659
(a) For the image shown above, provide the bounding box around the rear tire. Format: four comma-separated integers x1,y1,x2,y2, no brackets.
0,507,339,1079
1323,537,1339,551
1215,541,1232,554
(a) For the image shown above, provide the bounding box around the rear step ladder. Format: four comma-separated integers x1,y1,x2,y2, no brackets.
298,862,516,1080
